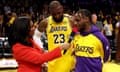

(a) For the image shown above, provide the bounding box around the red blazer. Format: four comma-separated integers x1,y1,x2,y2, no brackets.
12,40,61,72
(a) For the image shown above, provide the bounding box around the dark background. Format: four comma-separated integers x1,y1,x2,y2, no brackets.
0,0,120,15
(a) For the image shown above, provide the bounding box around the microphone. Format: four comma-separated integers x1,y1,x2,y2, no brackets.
63,27,78,54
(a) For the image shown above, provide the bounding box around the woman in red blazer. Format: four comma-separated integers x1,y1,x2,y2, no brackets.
8,16,70,72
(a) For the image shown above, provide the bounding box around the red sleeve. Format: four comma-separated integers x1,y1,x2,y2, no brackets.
13,44,62,64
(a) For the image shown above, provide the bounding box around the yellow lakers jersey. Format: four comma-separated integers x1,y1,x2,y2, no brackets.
46,16,75,72
73,34,104,61
71,29,110,72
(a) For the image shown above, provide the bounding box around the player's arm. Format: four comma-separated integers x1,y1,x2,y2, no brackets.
38,18,48,32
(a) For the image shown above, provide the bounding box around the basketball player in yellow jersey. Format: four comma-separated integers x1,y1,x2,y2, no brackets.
38,1,75,72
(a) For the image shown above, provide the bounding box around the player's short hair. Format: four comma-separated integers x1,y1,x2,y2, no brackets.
76,9,92,22
49,1,62,10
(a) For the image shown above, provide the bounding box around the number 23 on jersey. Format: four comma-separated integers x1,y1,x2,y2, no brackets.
53,34,65,44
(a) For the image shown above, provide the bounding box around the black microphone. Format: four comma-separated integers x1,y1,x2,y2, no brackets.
63,27,78,54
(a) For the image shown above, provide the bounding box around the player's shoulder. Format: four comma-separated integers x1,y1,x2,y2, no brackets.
92,32,109,45
38,18,49,32
40,18,48,25
39,18,49,27
64,14,75,27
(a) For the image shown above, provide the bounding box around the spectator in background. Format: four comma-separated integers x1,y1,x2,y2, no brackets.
4,4,11,14
115,16,120,62
3,12,13,36
42,2,49,18
103,16,114,61
8,16,70,72
98,10,104,19
7,13,16,27
92,14,104,33
0,13,3,36
115,12,120,21
115,19,120,36
103,16,113,40
116,25,120,63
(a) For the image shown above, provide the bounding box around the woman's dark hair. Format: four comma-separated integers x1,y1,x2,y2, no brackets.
8,16,33,47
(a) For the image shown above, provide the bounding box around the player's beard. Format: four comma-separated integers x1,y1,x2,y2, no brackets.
53,15,63,23
78,24,86,32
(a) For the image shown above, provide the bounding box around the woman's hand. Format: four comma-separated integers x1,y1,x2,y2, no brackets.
60,43,71,50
